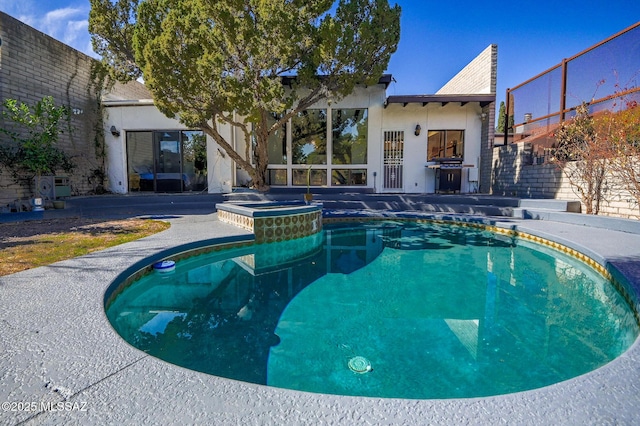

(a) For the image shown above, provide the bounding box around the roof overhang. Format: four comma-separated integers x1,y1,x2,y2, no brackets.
385,94,495,108
102,99,155,107
281,74,393,89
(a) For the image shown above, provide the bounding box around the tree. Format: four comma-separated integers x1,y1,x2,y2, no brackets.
594,98,640,213
89,0,401,190
0,96,75,198
551,102,610,214
496,101,506,133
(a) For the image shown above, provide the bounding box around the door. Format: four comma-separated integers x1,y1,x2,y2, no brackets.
155,131,183,192
437,168,462,193
128,130,207,193
383,130,404,191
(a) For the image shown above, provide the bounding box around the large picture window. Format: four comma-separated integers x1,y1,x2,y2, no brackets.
267,107,368,187
292,109,327,165
332,109,368,164
427,130,464,160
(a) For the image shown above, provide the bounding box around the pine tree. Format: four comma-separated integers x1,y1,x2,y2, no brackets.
89,0,401,190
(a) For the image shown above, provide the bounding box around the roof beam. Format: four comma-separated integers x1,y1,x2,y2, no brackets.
386,94,495,108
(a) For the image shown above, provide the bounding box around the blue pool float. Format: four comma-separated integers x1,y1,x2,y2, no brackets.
153,260,176,273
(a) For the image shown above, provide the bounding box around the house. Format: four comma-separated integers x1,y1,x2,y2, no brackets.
105,45,497,196
0,11,496,207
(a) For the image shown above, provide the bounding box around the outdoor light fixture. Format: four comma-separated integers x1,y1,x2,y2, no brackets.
414,124,421,136
479,112,487,120
110,125,120,137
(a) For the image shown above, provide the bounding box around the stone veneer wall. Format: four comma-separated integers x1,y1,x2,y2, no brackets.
491,142,640,219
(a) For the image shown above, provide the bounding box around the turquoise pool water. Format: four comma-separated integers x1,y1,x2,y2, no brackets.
105,221,639,399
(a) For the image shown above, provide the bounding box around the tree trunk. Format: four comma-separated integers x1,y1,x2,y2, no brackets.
251,112,271,191
200,121,271,192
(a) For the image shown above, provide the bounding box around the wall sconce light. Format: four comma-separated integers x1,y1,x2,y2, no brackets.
110,125,120,137
414,124,421,136
479,112,487,121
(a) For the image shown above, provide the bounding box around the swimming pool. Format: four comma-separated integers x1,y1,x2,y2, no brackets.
105,220,639,399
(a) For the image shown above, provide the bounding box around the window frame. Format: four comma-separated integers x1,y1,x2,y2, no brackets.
427,130,465,161
265,107,369,187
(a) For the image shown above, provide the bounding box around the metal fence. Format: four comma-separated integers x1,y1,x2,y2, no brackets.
503,21,640,161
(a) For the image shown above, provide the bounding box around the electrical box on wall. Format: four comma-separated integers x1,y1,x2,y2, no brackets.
33,176,71,199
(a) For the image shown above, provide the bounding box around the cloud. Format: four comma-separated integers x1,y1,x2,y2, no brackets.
61,19,90,47
0,2,96,58
0,0,35,18
42,7,95,56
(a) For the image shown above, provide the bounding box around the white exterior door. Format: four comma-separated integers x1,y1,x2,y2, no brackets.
383,130,404,191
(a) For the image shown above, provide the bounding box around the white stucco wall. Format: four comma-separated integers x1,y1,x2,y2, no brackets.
209,121,233,193
104,87,484,195
381,102,484,194
104,102,232,194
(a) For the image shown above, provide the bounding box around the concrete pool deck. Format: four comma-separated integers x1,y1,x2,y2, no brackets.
1,198,640,425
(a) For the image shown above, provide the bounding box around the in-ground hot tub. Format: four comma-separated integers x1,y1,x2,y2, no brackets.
216,201,322,243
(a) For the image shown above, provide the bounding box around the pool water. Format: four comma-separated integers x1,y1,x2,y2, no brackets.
105,221,639,399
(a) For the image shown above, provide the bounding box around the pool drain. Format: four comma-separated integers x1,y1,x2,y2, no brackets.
348,356,372,374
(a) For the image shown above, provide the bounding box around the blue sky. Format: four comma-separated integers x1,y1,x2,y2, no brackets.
1,0,639,107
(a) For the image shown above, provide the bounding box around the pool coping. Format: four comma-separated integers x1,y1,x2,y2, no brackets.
2,210,640,424
215,200,321,217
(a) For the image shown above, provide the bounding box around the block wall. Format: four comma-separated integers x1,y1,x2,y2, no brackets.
0,12,148,207
437,44,498,193
490,142,640,219
436,45,497,95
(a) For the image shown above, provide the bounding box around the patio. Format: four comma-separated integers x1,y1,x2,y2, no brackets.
1,196,640,424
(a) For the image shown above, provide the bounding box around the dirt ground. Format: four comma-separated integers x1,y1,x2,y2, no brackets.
0,218,145,241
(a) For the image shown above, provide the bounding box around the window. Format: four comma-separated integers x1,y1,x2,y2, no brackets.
292,109,327,165
427,130,464,160
332,169,367,186
332,109,368,164
267,107,369,187
292,168,327,186
268,169,287,186
181,131,207,191
127,132,154,179
267,113,287,165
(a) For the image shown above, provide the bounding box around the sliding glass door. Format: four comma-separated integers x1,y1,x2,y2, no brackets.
127,130,207,193
155,131,182,192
